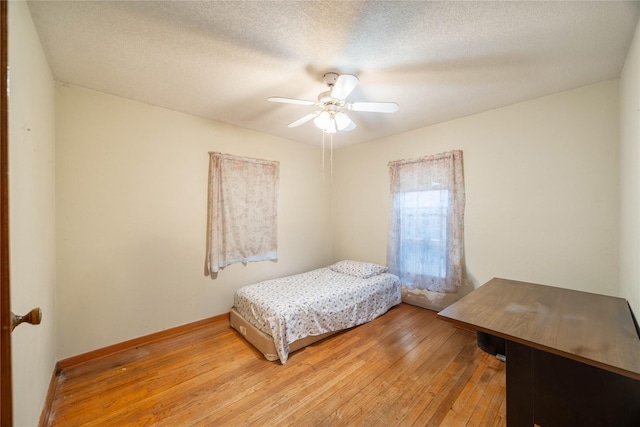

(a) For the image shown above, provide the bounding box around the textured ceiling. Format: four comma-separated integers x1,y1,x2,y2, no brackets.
27,1,640,148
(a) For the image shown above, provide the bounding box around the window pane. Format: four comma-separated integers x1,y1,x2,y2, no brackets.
396,190,448,278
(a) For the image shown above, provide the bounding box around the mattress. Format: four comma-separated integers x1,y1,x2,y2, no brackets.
229,307,338,361
233,266,401,363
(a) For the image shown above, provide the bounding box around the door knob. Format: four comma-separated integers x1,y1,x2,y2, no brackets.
11,307,42,332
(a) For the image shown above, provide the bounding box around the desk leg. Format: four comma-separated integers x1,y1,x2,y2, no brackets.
506,340,534,426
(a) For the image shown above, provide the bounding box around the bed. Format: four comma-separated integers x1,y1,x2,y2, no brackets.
230,260,402,363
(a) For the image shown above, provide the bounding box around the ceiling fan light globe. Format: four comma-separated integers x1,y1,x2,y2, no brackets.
334,111,352,131
314,111,332,130
326,119,337,133
343,121,357,132
322,122,337,134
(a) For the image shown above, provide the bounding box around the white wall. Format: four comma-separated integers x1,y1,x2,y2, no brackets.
55,85,332,359
8,1,57,425
619,17,640,317
333,81,620,297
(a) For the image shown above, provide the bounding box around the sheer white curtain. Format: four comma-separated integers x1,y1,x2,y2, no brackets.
205,152,280,275
387,150,465,293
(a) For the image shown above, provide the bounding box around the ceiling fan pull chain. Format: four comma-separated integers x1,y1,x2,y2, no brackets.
330,133,334,178
322,131,326,180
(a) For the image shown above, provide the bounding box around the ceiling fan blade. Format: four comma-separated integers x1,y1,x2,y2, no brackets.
349,101,399,113
268,97,316,106
287,111,320,127
331,74,359,100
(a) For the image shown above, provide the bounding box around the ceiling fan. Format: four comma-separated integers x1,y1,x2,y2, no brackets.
268,72,399,134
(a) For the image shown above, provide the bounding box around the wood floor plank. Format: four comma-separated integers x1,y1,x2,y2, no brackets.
206,307,418,426
46,303,506,426
303,307,448,425
320,319,457,426
356,327,471,426
426,341,485,426
467,362,506,427
441,352,502,426
390,334,477,426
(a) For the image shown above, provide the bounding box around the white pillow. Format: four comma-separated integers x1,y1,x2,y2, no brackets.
329,260,388,279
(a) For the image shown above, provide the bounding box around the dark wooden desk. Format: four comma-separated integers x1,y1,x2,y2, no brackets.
437,278,640,426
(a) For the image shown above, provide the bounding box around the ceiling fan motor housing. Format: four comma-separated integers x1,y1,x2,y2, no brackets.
318,91,344,107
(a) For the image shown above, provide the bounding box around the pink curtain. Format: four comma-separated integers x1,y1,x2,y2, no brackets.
387,150,465,293
206,152,279,275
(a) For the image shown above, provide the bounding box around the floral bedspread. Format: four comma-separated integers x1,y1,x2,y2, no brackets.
233,267,401,363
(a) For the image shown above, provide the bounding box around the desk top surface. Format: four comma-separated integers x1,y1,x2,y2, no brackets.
437,278,640,380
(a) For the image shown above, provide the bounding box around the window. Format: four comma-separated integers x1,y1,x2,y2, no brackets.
387,151,465,293
395,189,449,279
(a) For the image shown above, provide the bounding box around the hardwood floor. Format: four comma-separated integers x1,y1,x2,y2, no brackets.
46,303,506,426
